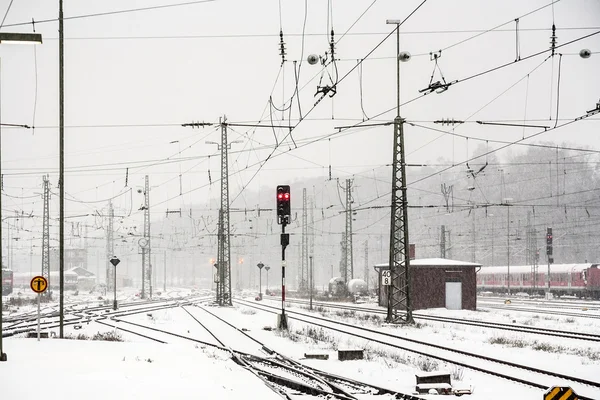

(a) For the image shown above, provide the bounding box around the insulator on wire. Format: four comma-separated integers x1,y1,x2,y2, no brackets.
279,30,287,64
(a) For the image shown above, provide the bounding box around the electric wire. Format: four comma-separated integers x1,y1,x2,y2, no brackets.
228,0,429,204
0,0,14,28
2,0,217,28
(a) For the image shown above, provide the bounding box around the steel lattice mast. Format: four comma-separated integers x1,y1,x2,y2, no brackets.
300,188,308,291
339,232,347,282
106,200,114,291
344,179,354,282
41,176,50,292
141,175,152,299
386,21,413,324
309,196,314,291
217,117,232,306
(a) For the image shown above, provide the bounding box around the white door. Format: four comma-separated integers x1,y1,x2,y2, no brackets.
445,282,462,310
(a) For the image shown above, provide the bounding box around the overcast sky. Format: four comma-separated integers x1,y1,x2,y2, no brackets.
0,0,599,263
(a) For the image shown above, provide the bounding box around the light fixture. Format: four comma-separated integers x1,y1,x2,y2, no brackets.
0,32,42,44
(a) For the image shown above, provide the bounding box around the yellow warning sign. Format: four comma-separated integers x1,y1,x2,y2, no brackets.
544,386,578,400
30,276,48,294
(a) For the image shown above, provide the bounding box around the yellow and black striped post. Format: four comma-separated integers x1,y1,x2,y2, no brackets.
544,386,578,400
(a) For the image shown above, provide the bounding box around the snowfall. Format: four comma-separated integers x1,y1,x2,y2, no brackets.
1,289,599,400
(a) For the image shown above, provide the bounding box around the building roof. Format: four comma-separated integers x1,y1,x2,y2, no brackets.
66,267,95,277
374,258,481,269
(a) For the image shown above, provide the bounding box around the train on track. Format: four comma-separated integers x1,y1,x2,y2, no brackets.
477,263,600,298
2,268,13,295
328,277,369,298
12,271,79,291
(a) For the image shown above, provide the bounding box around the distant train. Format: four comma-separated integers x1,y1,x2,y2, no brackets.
328,277,369,297
2,268,13,296
477,263,600,298
12,271,79,291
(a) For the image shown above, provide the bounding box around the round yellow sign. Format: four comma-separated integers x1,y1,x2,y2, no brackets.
30,276,48,293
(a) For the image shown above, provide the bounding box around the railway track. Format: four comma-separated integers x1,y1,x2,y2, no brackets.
478,296,600,311
234,298,600,400
109,302,423,399
262,296,600,342
479,304,600,320
2,295,212,338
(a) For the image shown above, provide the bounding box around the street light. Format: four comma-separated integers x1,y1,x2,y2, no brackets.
0,30,43,363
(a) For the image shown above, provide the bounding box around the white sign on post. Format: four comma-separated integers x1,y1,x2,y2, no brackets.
382,270,391,286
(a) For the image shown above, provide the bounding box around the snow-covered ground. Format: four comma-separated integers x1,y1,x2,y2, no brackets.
2,291,599,399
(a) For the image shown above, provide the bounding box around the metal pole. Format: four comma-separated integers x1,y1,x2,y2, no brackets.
0,57,5,362
37,293,41,341
58,0,65,339
259,268,262,296
309,255,313,310
279,223,288,329
507,205,510,296
113,265,117,310
164,250,167,292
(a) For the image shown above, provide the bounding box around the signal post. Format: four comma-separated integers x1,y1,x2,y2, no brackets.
546,227,553,299
276,185,291,330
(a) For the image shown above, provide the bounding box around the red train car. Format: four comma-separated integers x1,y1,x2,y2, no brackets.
2,268,13,296
477,263,600,299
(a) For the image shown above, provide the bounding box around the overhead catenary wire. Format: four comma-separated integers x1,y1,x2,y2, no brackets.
1,0,217,28
0,0,14,28
228,0,429,205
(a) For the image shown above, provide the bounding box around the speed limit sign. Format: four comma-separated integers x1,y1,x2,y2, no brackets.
382,270,391,286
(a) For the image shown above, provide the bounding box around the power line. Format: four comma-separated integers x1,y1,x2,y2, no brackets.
33,27,600,41
1,0,216,28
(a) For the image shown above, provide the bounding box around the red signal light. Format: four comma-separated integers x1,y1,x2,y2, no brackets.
278,193,283,199
284,193,290,200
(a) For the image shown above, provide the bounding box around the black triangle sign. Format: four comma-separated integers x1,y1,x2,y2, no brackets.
110,257,120,267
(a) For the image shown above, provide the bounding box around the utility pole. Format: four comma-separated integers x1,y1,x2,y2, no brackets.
309,195,315,290
340,232,347,282
213,117,233,306
344,179,354,281
471,207,476,263
386,19,413,324
440,225,446,259
106,200,114,292
364,240,369,291
41,176,51,293
507,203,510,295
446,228,452,260
59,0,65,339
309,255,314,310
163,250,167,292
141,175,152,299
300,188,308,291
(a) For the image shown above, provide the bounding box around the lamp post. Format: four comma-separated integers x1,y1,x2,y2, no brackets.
257,262,264,299
0,30,43,363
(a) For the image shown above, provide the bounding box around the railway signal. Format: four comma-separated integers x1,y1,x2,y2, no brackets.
546,228,553,256
110,257,120,310
276,184,291,330
276,185,291,225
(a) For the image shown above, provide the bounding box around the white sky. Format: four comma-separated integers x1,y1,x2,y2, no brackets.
0,0,599,275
